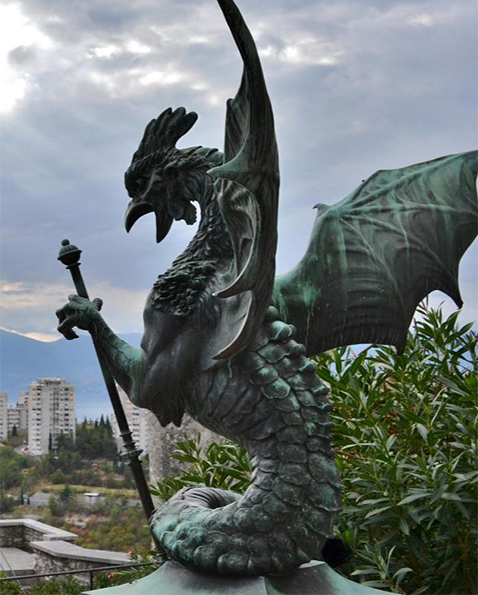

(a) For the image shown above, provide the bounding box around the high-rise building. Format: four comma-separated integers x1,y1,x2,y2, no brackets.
16,393,29,431
0,393,7,441
7,407,20,433
27,378,76,455
111,386,149,455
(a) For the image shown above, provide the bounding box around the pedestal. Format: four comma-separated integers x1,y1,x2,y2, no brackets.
83,560,385,594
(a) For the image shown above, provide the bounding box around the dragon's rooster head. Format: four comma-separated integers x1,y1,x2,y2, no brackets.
124,107,223,242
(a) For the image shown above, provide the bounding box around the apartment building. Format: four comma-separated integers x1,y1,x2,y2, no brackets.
28,378,76,455
0,393,7,441
17,393,29,431
7,407,20,433
111,386,149,455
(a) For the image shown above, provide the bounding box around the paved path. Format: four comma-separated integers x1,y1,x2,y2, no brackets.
0,547,35,575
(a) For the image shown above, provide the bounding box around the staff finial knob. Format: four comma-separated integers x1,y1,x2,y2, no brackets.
58,239,82,267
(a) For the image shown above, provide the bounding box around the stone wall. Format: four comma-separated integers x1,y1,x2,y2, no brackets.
31,540,130,585
0,519,77,550
0,523,23,548
0,519,131,586
147,412,220,485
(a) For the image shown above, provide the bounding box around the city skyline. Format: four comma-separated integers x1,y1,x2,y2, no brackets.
0,371,111,421
0,377,76,453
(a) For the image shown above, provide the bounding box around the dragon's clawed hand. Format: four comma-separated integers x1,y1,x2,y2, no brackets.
56,294,104,340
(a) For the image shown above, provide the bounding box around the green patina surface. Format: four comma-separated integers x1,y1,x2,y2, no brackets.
83,561,384,594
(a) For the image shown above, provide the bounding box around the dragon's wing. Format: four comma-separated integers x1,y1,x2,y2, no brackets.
273,151,478,356
209,0,279,360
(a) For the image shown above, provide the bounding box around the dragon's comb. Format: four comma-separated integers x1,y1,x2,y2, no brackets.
125,108,199,194
132,107,198,164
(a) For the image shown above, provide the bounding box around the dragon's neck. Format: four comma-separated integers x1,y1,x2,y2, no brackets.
175,177,232,267
151,176,233,315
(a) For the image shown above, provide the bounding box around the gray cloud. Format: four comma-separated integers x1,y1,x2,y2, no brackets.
1,0,476,339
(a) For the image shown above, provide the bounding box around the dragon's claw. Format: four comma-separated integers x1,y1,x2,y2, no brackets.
56,294,103,340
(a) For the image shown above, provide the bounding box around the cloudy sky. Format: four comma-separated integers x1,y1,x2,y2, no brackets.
1,0,477,344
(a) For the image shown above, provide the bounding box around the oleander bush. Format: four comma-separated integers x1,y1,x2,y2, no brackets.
151,437,251,501
151,305,477,594
319,304,477,594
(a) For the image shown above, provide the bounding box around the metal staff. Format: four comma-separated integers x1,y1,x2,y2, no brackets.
57,239,159,547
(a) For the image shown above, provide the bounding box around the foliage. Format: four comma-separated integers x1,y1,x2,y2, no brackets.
94,550,160,588
59,484,75,504
50,470,67,485
314,304,477,594
0,490,15,514
5,428,27,449
62,502,153,554
0,573,84,595
7,417,134,496
37,418,135,490
29,576,83,595
0,446,30,490
74,417,117,460
0,573,21,595
151,306,477,594
150,435,251,501
43,485,137,499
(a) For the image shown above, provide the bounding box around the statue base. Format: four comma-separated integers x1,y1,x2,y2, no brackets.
83,560,385,594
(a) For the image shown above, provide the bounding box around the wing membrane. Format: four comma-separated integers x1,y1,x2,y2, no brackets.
273,151,478,355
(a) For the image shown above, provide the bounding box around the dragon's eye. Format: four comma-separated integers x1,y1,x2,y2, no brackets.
135,176,149,193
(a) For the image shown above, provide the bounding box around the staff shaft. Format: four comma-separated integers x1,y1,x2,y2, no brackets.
58,240,159,548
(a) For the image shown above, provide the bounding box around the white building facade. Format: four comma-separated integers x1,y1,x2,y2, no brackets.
0,393,7,441
111,386,149,455
28,378,76,455
7,407,20,433
17,393,29,431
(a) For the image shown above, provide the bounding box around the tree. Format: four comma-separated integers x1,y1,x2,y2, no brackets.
0,488,15,514
11,425,17,437
50,469,66,485
74,418,117,460
0,447,29,489
59,483,73,504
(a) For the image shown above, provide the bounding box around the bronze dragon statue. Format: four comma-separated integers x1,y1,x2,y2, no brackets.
56,0,478,578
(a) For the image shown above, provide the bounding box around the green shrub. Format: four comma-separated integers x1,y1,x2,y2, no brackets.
63,504,152,554
0,573,21,595
151,306,477,594
0,447,30,490
315,305,477,594
150,436,251,501
29,576,83,595
50,470,66,485
94,550,160,588
0,492,15,514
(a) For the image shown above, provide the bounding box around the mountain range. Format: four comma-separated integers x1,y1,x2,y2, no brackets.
0,329,142,419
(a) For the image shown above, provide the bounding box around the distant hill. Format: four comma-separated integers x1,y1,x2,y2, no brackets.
0,329,142,419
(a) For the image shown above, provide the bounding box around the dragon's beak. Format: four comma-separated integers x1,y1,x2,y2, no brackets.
124,200,174,243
